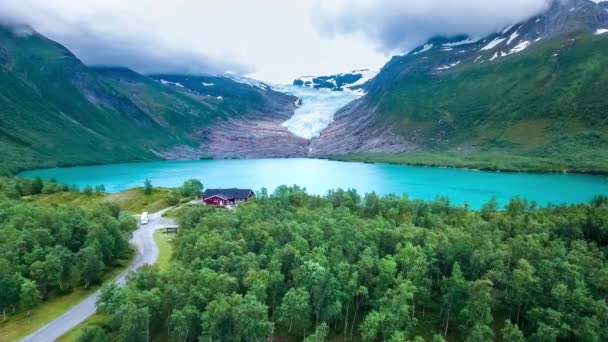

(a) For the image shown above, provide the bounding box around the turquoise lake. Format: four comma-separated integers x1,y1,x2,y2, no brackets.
19,158,608,209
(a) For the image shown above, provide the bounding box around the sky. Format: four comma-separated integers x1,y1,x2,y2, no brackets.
0,0,553,83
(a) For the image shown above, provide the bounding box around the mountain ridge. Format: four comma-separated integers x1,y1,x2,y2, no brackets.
310,0,608,173
0,25,300,174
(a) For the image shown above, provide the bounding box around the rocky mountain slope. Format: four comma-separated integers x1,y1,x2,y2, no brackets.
311,0,608,172
0,25,300,174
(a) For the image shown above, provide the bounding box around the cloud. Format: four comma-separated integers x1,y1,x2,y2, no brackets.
0,0,252,76
0,0,390,83
315,0,550,54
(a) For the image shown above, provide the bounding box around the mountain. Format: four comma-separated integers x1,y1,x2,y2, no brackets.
0,25,299,175
311,0,608,173
293,69,376,92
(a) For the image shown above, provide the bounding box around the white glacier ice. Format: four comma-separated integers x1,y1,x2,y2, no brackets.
274,85,363,140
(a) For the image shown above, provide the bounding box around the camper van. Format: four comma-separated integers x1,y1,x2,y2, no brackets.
140,212,149,225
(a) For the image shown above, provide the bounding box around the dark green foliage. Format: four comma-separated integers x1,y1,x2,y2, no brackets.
0,27,294,176
179,179,203,199
77,326,111,342
0,177,68,199
0,190,135,318
143,179,153,196
97,187,608,341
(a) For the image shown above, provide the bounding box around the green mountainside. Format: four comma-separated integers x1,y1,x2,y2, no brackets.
318,0,608,173
0,26,294,175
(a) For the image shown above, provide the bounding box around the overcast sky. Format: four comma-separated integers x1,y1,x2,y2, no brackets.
0,0,552,83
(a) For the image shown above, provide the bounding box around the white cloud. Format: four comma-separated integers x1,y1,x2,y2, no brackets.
0,0,387,83
315,0,550,55
0,0,555,83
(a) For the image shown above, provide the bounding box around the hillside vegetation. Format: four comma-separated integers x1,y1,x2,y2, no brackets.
0,26,294,175
318,0,608,173
373,34,608,172
85,186,608,341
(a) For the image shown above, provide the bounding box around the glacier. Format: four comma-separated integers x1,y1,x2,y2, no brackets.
274,85,363,140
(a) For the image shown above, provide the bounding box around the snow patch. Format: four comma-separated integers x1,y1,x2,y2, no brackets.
345,69,377,89
435,61,461,70
489,52,499,61
481,38,507,50
501,25,515,34
509,41,530,54
413,44,433,55
595,29,608,35
507,29,521,45
160,79,184,88
442,37,479,47
202,82,214,87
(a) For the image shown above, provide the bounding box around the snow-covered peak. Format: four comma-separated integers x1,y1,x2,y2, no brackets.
292,69,377,93
228,75,271,91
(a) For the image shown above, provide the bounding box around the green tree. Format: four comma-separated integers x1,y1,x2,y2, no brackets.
78,246,105,288
481,197,498,220
83,186,94,196
0,272,20,321
32,177,43,194
459,279,494,342
510,259,539,325
277,288,311,335
502,320,525,342
360,311,386,342
119,304,150,342
77,326,111,342
180,179,204,198
441,262,468,336
304,323,328,342
168,305,200,342
144,179,153,195
19,278,41,316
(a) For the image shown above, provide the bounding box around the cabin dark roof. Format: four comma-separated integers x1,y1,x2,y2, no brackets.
202,188,253,200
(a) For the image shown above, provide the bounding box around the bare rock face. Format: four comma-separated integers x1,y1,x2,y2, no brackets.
195,116,310,158
309,100,416,157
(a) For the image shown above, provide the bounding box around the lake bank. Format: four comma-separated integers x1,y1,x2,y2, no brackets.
18,158,608,210
331,152,608,176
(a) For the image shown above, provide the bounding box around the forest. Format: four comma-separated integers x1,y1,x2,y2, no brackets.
90,186,608,341
0,177,135,321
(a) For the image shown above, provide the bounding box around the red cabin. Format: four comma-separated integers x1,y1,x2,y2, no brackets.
201,188,255,207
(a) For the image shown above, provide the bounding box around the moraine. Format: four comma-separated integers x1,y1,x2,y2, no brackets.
19,158,608,209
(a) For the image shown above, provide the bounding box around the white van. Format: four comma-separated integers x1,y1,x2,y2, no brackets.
140,212,149,225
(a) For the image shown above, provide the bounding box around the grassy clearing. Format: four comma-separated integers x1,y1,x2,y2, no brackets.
0,254,132,342
163,202,198,219
22,187,175,214
154,229,175,272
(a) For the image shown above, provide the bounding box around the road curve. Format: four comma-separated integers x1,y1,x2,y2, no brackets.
22,208,177,342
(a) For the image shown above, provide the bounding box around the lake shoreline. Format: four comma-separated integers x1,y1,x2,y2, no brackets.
329,153,608,177
17,157,608,210
15,154,608,178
